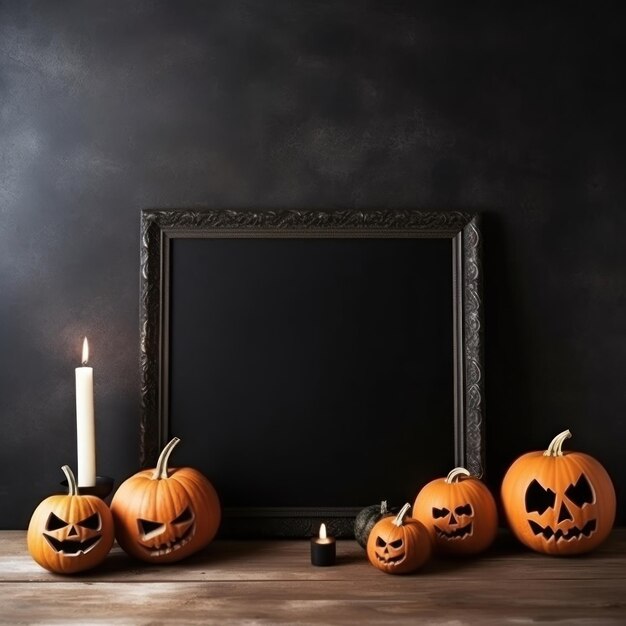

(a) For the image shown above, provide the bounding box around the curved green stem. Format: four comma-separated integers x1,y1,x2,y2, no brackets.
152,437,181,480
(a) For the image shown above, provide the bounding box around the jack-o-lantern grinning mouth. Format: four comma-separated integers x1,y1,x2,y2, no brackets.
141,524,195,557
435,522,473,540
528,519,597,541
43,534,102,556
375,552,405,564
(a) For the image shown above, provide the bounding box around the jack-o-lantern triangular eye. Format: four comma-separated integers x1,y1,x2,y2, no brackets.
432,507,450,519
138,519,164,535
173,507,192,524
46,512,68,531
455,504,472,516
376,536,386,548
389,539,403,549
78,513,100,530
565,474,595,507
525,479,556,514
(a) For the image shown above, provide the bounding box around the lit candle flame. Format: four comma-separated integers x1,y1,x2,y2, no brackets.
81,337,89,366
319,523,327,539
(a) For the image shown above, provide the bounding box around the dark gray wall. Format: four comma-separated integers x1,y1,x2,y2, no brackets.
1,1,624,528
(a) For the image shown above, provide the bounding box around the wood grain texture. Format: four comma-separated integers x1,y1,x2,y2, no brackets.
2,530,626,624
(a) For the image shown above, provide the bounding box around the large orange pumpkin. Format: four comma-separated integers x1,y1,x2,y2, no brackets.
413,467,498,555
366,503,431,574
111,437,221,563
501,429,616,555
27,465,114,574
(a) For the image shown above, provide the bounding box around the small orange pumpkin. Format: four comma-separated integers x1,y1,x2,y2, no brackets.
413,467,498,555
501,429,615,555
366,503,431,574
111,437,221,563
27,465,114,574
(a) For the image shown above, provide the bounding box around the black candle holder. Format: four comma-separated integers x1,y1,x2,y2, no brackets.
61,475,114,500
310,536,336,566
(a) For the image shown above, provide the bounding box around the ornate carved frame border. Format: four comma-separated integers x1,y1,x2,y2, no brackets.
139,209,485,537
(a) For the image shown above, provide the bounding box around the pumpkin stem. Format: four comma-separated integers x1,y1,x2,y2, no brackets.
380,501,388,515
544,430,572,457
61,465,79,496
392,503,411,527
445,467,471,483
152,437,181,480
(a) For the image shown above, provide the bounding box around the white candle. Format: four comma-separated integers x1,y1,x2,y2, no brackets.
75,337,96,487
319,523,330,542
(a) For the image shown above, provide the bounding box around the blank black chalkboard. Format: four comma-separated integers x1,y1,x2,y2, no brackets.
139,209,485,537
169,236,453,507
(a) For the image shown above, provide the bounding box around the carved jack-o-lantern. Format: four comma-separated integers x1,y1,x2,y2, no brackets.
501,430,616,555
413,467,498,555
27,465,114,574
366,503,431,574
111,437,221,563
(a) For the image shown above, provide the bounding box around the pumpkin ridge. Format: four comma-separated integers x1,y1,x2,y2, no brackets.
163,479,179,528
175,469,220,537
140,477,154,525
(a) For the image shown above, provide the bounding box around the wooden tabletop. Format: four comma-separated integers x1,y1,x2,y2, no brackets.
2,530,626,624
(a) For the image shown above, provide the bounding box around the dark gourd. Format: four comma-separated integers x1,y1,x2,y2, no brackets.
354,501,394,549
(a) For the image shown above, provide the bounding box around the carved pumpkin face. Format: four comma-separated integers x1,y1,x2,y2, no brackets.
413,468,498,555
111,438,221,563
135,504,196,558
502,430,616,555
524,474,597,543
43,509,103,556
366,503,431,575
373,527,407,568
27,466,114,574
431,502,474,540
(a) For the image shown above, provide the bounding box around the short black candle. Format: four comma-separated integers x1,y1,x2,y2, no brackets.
311,523,336,566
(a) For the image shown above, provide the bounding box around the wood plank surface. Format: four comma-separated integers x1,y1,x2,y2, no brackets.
1,530,626,624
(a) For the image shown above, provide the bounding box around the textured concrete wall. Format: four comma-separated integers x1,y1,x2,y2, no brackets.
1,1,624,527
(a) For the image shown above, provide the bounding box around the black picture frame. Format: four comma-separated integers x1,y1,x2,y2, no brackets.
139,209,485,537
